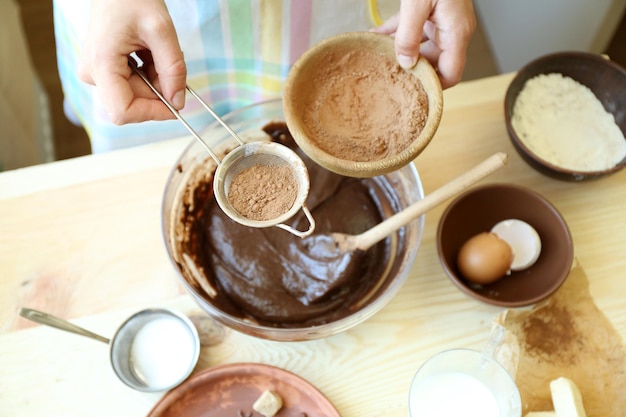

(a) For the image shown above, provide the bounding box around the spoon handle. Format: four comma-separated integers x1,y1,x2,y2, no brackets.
19,308,110,344
354,152,508,251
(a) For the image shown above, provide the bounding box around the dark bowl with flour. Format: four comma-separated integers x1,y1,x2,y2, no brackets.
161,99,425,341
505,51,626,181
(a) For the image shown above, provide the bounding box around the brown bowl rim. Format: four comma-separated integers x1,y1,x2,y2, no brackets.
436,183,574,307
504,51,626,181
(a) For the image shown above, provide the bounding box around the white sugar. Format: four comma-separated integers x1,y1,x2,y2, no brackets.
130,316,196,390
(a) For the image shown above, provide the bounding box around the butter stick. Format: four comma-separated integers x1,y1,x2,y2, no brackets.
550,377,587,417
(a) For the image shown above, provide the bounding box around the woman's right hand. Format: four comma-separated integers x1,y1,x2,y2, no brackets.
373,0,477,89
78,0,187,124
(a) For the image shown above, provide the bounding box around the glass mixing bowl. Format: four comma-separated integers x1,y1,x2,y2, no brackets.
162,99,424,341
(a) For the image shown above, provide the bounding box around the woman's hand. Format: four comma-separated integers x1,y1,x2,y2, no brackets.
373,0,476,89
78,0,186,124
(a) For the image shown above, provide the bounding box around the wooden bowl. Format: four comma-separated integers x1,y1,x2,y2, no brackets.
504,51,626,181
283,32,443,178
437,184,573,307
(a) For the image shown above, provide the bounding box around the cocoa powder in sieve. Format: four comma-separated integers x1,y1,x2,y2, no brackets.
301,49,429,162
228,164,298,221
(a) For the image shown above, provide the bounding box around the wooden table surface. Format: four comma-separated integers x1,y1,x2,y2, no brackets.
1,73,624,416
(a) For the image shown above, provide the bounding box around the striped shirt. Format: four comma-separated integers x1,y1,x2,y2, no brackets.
53,0,392,152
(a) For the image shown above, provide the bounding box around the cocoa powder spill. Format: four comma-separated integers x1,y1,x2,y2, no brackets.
301,49,428,162
228,164,298,221
520,303,580,365
500,264,626,416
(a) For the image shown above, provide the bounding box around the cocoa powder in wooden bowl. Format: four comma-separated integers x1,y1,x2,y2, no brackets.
283,32,443,178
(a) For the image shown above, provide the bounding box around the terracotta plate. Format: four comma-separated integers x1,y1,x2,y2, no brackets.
147,363,341,417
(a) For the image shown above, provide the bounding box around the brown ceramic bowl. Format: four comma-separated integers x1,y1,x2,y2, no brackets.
283,31,443,178
437,184,573,307
505,51,626,181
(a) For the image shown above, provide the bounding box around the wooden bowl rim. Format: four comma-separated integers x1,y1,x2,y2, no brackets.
283,32,443,178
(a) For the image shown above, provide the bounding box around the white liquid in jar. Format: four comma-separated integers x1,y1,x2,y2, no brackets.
130,316,196,390
409,371,501,417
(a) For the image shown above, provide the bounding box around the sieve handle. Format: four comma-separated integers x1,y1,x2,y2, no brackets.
127,57,225,164
275,204,316,238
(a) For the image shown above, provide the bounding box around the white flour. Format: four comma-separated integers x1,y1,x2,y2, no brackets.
512,73,626,172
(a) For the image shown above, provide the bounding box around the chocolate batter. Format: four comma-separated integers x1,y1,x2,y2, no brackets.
177,123,410,327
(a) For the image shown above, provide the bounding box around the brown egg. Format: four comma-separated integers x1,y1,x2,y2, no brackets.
457,232,513,285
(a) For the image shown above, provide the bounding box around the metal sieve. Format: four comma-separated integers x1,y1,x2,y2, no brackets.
129,58,315,238
214,141,314,237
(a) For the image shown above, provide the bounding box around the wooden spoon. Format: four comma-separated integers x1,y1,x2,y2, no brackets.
333,152,508,253
292,152,508,304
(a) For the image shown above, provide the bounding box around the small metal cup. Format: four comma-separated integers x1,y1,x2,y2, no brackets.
109,308,200,392
20,307,200,392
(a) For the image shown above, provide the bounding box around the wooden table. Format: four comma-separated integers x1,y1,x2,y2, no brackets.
1,73,624,416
